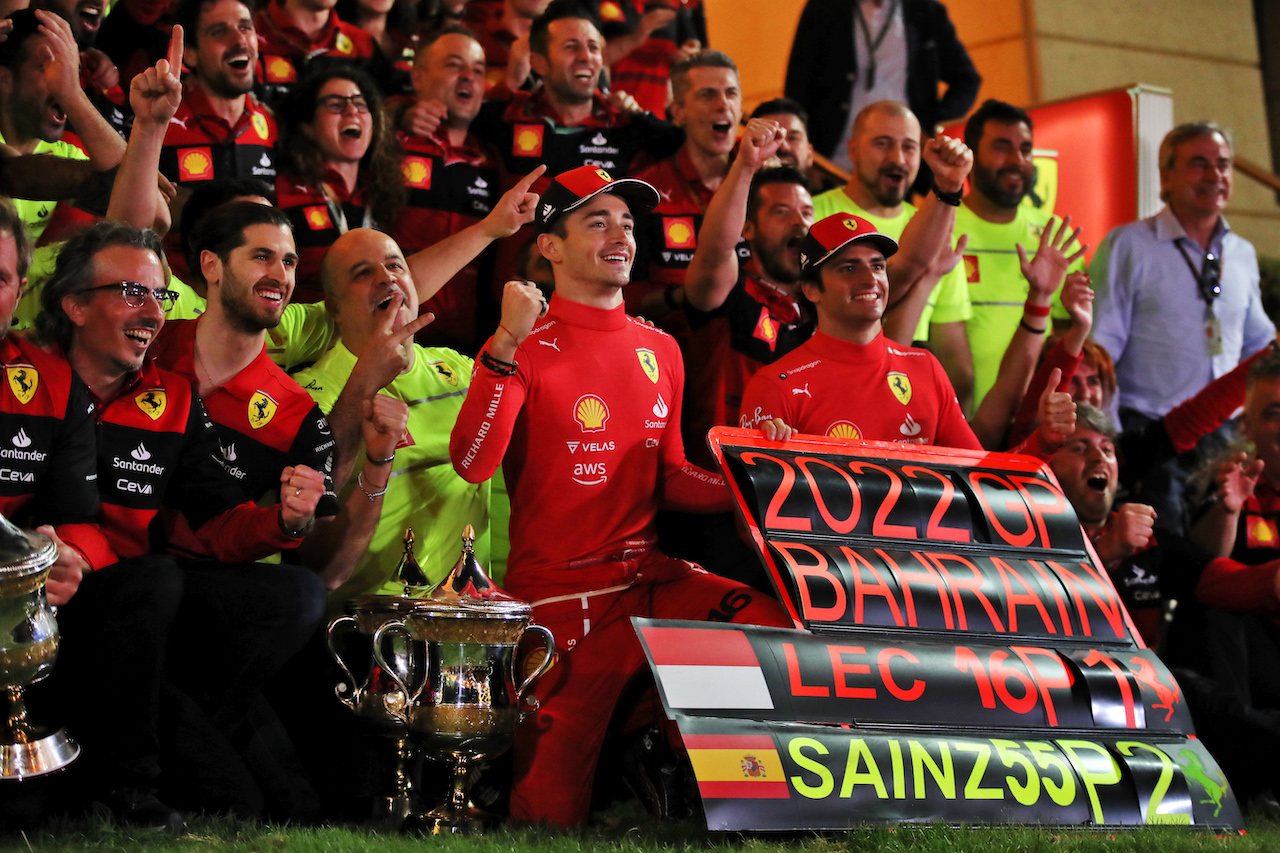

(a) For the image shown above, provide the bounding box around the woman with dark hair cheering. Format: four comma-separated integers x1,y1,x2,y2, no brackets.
275,66,407,302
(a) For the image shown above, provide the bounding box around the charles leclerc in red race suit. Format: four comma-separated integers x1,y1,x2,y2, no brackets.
450,166,792,827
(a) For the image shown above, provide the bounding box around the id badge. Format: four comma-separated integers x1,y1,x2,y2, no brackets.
1205,309,1224,357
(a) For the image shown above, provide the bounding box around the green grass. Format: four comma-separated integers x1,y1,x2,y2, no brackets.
1,803,1277,853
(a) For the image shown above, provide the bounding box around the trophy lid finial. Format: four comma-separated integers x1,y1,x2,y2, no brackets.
427,523,516,604
394,527,430,590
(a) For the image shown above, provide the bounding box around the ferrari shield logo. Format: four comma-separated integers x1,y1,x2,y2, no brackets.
135,389,167,420
887,372,912,405
248,392,278,430
6,366,37,404
635,348,659,384
432,361,458,386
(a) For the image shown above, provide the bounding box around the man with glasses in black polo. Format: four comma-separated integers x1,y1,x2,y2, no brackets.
1090,121,1276,532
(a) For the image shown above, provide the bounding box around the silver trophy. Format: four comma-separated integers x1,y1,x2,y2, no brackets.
327,528,435,827
0,515,78,779
373,525,554,833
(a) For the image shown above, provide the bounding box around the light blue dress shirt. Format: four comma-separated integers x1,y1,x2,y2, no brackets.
1090,206,1274,419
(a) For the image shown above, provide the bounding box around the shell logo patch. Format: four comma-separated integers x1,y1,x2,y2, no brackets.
135,389,167,421
887,372,912,405
6,366,37,404
513,124,544,157
432,361,458,386
265,56,296,83
963,254,979,283
827,421,861,440
178,147,214,181
664,216,696,249
304,205,333,230
248,391,278,429
1248,515,1279,549
403,156,432,189
251,113,270,141
752,307,779,351
635,348,659,384
600,0,624,20
573,394,609,433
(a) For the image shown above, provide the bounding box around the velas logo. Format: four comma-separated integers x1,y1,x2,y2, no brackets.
6,366,37,405
248,391,278,429
178,147,214,181
304,205,333,230
573,394,609,432
513,124,544,157
265,56,296,83
827,421,861,439
664,216,696,249
635,348,659,384
887,372,912,404
252,113,270,141
135,389,167,421
403,156,432,189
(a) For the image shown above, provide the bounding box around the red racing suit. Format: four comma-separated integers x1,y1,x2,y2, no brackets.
449,295,791,825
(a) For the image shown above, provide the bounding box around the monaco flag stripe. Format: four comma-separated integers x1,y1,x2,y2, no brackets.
657,664,774,709
642,626,774,709
640,626,761,667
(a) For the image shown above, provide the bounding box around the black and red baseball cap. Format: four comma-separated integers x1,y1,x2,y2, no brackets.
536,165,661,234
799,213,899,275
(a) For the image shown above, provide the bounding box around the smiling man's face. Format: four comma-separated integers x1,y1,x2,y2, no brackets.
1050,427,1118,527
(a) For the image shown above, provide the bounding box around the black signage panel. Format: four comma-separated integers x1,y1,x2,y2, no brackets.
629,430,1245,831
635,620,1193,733
678,716,1239,831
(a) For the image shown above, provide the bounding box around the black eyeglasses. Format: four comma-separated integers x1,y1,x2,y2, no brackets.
83,282,179,309
317,94,370,115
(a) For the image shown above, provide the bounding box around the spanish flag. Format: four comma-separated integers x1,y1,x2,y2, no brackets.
685,734,790,799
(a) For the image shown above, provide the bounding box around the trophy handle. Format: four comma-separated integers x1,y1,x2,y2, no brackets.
325,615,362,710
371,619,415,723
516,623,556,711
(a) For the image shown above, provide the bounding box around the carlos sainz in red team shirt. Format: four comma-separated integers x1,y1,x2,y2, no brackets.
739,214,983,448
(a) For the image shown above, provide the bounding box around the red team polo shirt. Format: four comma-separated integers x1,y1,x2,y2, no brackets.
148,318,339,558
392,128,501,353
160,80,279,188
739,330,981,449
254,0,376,104
0,334,113,569
276,170,368,304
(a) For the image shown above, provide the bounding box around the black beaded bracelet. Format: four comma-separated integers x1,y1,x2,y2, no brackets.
932,182,964,206
479,350,517,376
1019,319,1047,335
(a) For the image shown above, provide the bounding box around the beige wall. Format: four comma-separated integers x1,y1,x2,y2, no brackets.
710,0,1280,251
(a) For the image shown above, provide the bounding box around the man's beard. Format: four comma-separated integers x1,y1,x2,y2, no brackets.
973,164,1032,209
